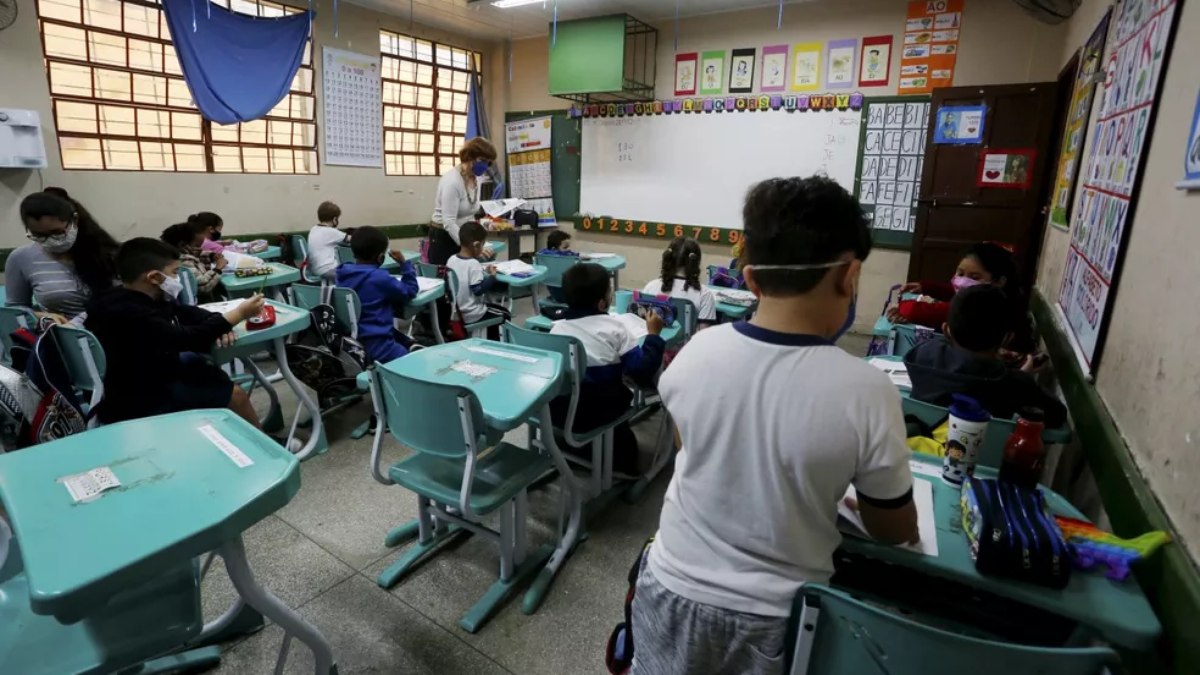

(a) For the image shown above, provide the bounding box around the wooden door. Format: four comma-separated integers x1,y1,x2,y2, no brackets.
908,83,1060,287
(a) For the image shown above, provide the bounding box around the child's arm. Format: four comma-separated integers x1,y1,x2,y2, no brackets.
894,298,949,327
168,296,262,352
377,262,419,301
471,263,498,296
853,385,919,545
620,313,666,387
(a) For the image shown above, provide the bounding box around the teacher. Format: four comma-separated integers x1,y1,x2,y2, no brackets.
428,137,498,265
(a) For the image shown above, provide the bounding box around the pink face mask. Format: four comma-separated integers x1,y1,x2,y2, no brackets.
951,275,984,292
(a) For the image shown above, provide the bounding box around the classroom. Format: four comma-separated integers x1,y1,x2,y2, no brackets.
0,0,1197,673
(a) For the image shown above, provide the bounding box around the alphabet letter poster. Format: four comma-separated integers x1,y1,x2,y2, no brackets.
856,97,930,242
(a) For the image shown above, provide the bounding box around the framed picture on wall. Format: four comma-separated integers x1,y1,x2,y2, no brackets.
699,50,725,95
859,35,893,86
760,44,788,92
826,39,857,88
674,52,698,96
729,48,756,93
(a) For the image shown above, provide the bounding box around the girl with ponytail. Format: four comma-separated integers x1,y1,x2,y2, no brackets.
643,237,717,324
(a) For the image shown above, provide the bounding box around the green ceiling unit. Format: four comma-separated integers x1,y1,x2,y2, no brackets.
548,14,657,103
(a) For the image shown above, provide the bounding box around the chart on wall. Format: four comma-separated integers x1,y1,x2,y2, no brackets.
504,116,556,226
1056,0,1178,375
322,47,383,168
854,96,931,248
898,0,963,95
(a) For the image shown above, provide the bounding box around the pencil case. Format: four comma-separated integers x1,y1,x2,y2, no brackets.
961,477,1071,589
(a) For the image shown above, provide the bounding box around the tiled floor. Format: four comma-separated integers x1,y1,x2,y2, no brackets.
202,320,874,674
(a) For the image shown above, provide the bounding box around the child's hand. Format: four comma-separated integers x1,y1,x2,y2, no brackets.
35,311,69,326
486,264,498,276
480,246,496,261
216,332,237,348
900,282,922,294
1020,353,1049,373
389,249,405,263
645,310,665,336
215,256,228,270
228,293,266,324
885,306,908,323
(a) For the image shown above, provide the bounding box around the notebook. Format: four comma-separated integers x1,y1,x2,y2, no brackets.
494,259,535,275
837,477,939,557
416,277,442,293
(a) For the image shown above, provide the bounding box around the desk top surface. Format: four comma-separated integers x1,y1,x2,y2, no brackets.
220,263,301,291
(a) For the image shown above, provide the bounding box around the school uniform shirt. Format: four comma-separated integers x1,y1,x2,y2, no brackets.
646,322,914,617
445,254,496,323
549,310,664,386
336,261,418,341
307,225,346,278
642,277,717,322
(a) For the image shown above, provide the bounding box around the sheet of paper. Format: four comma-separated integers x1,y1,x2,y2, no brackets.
583,252,617,259
200,300,244,315
221,250,266,271
867,357,913,389
465,345,539,363
494,259,535,275
480,198,525,218
198,424,255,467
416,277,443,293
838,478,939,557
59,467,121,503
908,459,942,478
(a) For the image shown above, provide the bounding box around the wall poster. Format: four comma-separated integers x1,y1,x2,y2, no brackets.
899,0,963,95
322,47,383,168
859,35,893,87
791,42,822,92
504,116,556,226
729,48,757,93
855,96,931,248
674,53,698,96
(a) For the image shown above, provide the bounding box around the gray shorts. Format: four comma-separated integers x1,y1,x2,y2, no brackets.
630,559,788,675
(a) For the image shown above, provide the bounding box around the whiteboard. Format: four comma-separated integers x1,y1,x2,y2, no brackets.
581,111,862,229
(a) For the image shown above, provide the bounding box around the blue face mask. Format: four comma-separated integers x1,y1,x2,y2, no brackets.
471,159,490,177
834,294,856,342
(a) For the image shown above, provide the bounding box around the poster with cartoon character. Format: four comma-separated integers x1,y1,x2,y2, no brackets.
700,51,724,95
674,53,698,96
729,48,756,93
760,44,788,92
858,35,892,86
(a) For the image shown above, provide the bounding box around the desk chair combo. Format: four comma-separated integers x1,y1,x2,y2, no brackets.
290,234,328,288
532,253,578,312
48,324,106,428
0,306,37,366
445,267,507,339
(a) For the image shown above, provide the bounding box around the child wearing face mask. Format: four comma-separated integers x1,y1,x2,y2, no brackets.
336,226,419,364
85,238,265,427
887,242,1020,331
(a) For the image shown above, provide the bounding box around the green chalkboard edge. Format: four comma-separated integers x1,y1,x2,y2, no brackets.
503,109,581,220
855,94,930,252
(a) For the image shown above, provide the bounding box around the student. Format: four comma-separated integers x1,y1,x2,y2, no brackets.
336,226,419,364
538,230,575,255
905,284,1067,427
445,221,510,339
887,242,1018,329
643,237,717,324
550,263,665,475
161,222,225,300
308,201,347,283
632,176,917,674
190,212,228,254
85,238,265,426
6,191,120,324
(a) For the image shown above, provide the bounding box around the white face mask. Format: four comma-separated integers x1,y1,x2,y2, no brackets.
157,273,184,300
36,223,79,254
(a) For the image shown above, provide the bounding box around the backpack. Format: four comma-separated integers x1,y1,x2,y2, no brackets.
605,537,654,674
627,291,677,326
4,327,87,449
284,305,372,409
708,261,745,289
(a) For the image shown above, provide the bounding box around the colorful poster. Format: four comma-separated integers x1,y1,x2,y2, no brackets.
856,97,931,237
504,116,552,155
1049,11,1111,229
674,53,698,96
506,115,556,226
322,47,383,168
1057,0,1179,374
933,104,985,144
1180,91,1200,190
826,39,858,89
729,49,756,93
859,36,892,87
760,44,789,92
977,149,1036,188
790,42,822,92
899,0,963,95
700,51,725,95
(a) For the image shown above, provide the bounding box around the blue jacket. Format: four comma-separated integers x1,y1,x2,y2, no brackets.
336,261,419,340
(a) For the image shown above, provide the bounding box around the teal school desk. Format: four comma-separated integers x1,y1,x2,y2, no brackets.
249,245,282,262
205,299,326,460
220,262,300,300
580,253,627,288
706,285,756,321
838,457,1160,651
370,339,582,613
400,275,446,345
0,410,337,673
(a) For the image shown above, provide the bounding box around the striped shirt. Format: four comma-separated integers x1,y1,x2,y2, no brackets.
4,244,92,318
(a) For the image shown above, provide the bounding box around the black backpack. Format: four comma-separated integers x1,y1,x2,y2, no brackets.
605,537,654,674
284,305,371,410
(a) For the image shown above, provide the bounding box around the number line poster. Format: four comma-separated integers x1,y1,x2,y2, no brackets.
323,47,382,168
1056,0,1178,373
856,98,930,237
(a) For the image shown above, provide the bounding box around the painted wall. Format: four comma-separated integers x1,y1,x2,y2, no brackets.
505,0,1067,328
1036,0,1200,561
0,0,506,248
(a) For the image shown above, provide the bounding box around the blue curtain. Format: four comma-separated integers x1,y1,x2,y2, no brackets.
465,70,505,200
161,0,312,125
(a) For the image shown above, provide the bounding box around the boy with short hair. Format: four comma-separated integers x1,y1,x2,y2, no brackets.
550,263,665,475
632,176,917,675
445,221,510,339
336,226,418,364
539,229,574,255
85,238,265,426
308,201,347,283
905,284,1067,427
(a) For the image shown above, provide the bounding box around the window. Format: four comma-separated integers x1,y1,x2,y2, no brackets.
379,30,481,176
36,0,317,173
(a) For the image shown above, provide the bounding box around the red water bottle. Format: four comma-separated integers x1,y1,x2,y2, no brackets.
999,408,1046,489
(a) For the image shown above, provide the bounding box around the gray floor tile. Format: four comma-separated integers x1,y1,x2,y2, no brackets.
201,515,356,624
214,575,512,675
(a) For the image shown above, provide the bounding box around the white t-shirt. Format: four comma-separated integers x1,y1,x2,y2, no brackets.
647,322,913,617
642,277,717,322
431,169,481,244
446,254,487,323
549,313,641,367
307,225,346,277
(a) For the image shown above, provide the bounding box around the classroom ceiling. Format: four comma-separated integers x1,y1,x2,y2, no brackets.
348,0,820,41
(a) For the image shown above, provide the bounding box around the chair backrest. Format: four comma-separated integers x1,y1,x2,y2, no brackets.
290,234,321,284
666,296,698,342
335,244,354,266
900,395,1016,470
177,267,199,306
49,325,106,419
414,262,440,278
893,323,945,358
534,253,580,290
373,366,485,460
786,584,1117,675
291,285,361,337
0,307,37,366
502,323,586,439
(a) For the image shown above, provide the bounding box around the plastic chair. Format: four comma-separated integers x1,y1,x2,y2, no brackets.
900,396,1016,470
445,268,506,338
503,323,634,498
533,253,579,306
49,324,106,428
290,284,362,339
414,261,440,278
0,306,37,366
289,234,324,285
177,267,199,306
786,584,1118,675
335,243,355,266
665,296,698,344
366,367,555,632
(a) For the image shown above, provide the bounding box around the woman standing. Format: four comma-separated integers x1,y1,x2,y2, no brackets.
6,192,120,323
428,137,498,265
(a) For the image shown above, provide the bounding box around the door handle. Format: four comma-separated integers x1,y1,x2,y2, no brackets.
916,197,938,208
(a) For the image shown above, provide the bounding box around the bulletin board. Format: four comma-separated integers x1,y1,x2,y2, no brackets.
853,95,931,250
503,110,581,220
